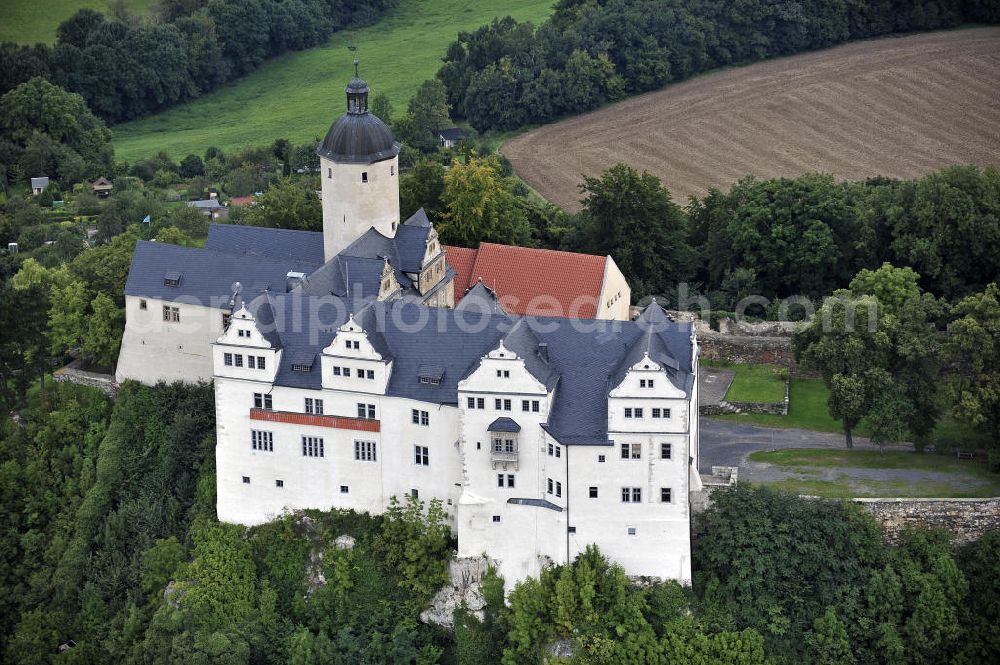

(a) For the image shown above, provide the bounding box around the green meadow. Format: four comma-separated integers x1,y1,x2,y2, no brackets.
111,0,556,162
0,0,154,43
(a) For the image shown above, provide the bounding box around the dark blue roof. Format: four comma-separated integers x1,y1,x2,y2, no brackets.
507,497,562,512
241,296,693,444
124,241,308,307
204,223,325,265
488,417,521,432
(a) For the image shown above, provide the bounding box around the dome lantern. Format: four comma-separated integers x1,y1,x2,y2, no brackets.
317,60,400,164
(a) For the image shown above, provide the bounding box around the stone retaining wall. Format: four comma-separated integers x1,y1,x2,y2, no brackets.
699,333,796,367
855,497,1000,545
53,365,119,398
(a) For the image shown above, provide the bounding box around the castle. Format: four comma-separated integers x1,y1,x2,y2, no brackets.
116,67,701,587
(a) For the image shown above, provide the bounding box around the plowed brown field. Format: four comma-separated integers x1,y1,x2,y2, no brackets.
502,28,1000,211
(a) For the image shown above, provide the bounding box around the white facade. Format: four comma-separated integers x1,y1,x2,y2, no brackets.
320,154,400,261
213,306,698,589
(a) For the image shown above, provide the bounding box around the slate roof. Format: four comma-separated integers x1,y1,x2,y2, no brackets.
31,177,49,189
204,224,325,265
124,241,310,308
488,417,521,432
188,199,225,210
239,296,692,445
447,242,608,318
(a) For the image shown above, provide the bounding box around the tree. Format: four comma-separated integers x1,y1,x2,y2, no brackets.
179,153,205,178
400,159,446,220
242,178,322,231
806,607,856,665
943,283,1000,468
569,162,691,298
82,292,123,368
438,156,530,247
49,280,89,356
398,79,451,152
370,92,394,123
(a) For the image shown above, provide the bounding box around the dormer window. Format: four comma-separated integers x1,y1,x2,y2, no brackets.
290,352,315,373
418,364,444,386
163,271,181,287
292,363,312,373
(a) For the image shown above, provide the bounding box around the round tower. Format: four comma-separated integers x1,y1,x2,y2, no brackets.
317,61,401,261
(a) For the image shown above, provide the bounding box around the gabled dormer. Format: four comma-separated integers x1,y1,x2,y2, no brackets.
608,352,686,399
459,339,549,398
212,301,281,383
320,313,392,392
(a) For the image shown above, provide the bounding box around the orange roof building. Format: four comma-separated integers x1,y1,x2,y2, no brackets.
446,242,630,320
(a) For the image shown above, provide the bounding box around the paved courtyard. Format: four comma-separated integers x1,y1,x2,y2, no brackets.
698,368,734,407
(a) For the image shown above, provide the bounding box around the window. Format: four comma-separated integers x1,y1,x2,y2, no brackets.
493,438,515,453
414,445,429,466
660,443,672,460
162,305,180,322
634,407,644,418
328,167,332,179
492,515,501,523
253,393,272,410
390,164,395,176
568,526,576,534
304,398,324,415
520,399,541,412
361,172,368,183
340,485,349,494
522,399,530,411
589,486,598,498
140,299,147,310
661,487,672,503
598,454,606,463
357,403,376,419
653,407,669,418
621,487,642,503
224,353,233,366
639,378,655,388
555,445,561,458
627,527,637,536
354,440,377,462
222,312,230,328
497,473,515,488
242,476,250,484
494,398,501,410
411,489,419,499
467,397,476,409
621,443,641,460
251,430,273,452
547,443,553,456
496,369,509,378
248,356,256,369
302,436,324,457
640,379,646,388
556,481,562,498
547,478,553,494
532,400,540,412
235,354,244,368
348,340,360,350
477,398,484,409
342,366,350,376
276,479,284,487
257,356,266,370
624,407,633,418
412,409,429,425
366,369,375,379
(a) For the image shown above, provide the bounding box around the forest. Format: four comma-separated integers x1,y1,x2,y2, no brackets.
438,0,1000,131
0,0,400,124
0,380,997,663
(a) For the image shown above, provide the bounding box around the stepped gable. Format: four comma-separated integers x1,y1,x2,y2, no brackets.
125,240,306,307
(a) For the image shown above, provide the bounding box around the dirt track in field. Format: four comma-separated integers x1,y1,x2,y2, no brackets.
502,27,1000,211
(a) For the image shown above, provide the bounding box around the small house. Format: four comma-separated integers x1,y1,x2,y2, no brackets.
187,198,229,221
91,177,113,199
31,177,49,195
437,127,468,149
207,187,219,200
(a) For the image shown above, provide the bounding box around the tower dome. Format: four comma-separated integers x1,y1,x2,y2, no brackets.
317,61,400,164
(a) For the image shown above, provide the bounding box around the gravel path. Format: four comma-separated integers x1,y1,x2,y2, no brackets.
699,369,734,406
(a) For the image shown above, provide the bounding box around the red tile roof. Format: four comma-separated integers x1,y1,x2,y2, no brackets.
229,195,256,207
446,242,607,318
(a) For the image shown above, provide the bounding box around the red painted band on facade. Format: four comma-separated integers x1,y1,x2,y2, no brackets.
250,408,381,432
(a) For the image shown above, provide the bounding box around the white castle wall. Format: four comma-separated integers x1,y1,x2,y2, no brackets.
320,154,400,261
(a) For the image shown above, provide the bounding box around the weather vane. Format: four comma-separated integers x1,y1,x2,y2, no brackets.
347,45,359,76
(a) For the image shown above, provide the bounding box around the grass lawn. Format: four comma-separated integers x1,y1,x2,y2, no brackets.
717,363,786,403
112,0,556,162
0,0,153,44
747,448,1000,498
